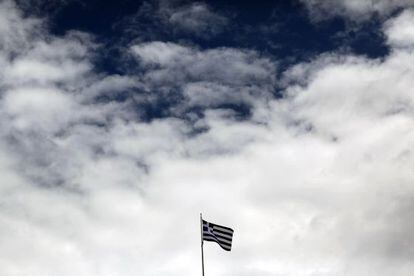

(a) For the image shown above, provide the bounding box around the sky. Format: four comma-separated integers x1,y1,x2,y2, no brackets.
1,0,414,275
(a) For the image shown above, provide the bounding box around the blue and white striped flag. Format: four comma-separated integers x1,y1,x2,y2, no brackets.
202,219,234,251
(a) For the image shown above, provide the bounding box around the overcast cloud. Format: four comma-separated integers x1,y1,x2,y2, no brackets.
1,0,414,275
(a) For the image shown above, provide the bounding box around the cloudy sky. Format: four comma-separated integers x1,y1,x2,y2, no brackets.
1,0,414,275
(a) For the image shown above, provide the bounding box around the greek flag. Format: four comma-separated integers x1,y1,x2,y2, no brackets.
202,219,234,251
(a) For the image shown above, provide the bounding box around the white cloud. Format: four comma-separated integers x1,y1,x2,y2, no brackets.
0,0,43,53
131,42,275,87
131,41,276,112
1,1,414,276
384,9,414,47
3,34,92,86
131,41,191,66
3,87,77,130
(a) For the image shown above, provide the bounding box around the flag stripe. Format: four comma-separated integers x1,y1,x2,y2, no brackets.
213,225,234,234
203,236,231,247
210,231,232,241
213,229,233,238
203,233,232,246
203,238,231,251
212,235,232,242
203,236,231,250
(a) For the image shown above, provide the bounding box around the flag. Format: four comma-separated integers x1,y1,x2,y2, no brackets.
202,219,234,251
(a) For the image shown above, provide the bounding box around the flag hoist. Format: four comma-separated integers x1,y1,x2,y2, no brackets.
200,213,234,276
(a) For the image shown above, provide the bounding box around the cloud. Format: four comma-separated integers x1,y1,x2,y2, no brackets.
131,42,275,87
300,0,414,21
384,9,414,47
1,1,414,276
0,0,43,54
167,2,228,37
131,41,276,114
113,0,229,42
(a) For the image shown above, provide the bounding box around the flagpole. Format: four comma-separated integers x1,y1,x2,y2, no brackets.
200,213,205,276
